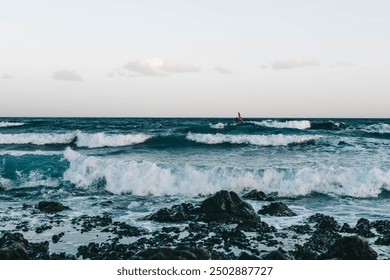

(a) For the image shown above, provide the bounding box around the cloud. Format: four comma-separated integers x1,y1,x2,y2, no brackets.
111,57,200,77
52,70,83,81
271,57,320,70
1,73,14,79
214,66,232,74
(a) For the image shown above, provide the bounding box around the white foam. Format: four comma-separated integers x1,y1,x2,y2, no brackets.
0,171,59,189
210,122,226,129
362,123,390,134
0,132,76,145
0,150,63,156
75,132,151,148
186,132,321,146
0,121,25,128
62,148,390,198
249,120,311,130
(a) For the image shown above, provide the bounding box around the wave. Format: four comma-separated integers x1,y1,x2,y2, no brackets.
361,123,390,134
0,132,76,145
62,148,390,198
0,131,152,147
310,121,344,130
209,122,226,129
186,132,322,146
0,121,25,128
0,150,63,156
75,132,151,148
249,120,311,130
0,171,59,190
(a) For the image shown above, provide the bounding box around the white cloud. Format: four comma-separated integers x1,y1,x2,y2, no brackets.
116,57,200,77
271,57,320,70
1,73,14,79
52,70,83,81
214,66,232,74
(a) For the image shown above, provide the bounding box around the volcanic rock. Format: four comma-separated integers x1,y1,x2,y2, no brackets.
258,202,296,217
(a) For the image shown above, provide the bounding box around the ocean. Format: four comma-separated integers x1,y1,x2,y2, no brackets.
1,117,390,259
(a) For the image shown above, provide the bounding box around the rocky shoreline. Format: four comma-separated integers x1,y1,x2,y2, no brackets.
1,190,389,260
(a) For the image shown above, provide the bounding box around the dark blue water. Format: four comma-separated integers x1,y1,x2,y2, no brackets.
1,118,390,257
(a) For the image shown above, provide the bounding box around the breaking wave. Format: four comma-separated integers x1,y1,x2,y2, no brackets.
75,132,151,148
186,132,321,146
362,123,390,134
0,121,26,128
62,148,390,198
249,120,311,130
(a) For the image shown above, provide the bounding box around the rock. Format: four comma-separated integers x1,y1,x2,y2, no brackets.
144,203,195,222
262,248,291,260
371,220,390,235
0,232,29,260
237,252,260,260
199,191,262,223
321,235,378,260
0,232,50,260
242,190,274,201
258,202,296,217
133,246,211,260
144,191,262,224
354,218,375,238
52,233,65,244
308,213,340,232
36,201,69,213
288,225,312,234
35,224,52,234
374,235,390,246
340,223,353,233
292,244,319,260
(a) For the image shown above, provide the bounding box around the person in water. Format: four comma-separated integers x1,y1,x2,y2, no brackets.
236,112,243,123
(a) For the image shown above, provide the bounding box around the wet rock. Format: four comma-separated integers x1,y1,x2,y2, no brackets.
35,224,52,234
52,233,64,244
262,248,291,260
288,225,312,234
133,246,211,260
36,201,69,213
374,235,390,246
198,191,261,223
308,213,340,232
292,244,319,260
371,220,390,235
77,242,135,260
0,232,50,260
237,251,260,260
354,218,375,238
145,191,262,224
340,223,353,233
320,235,378,260
50,252,76,260
258,202,296,217
242,190,274,201
144,203,195,222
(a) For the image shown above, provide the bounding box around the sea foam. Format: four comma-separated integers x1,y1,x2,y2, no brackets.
75,132,151,148
250,120,311,130
186,132,321,146
62,148,390,198
362,123,390,134
0,121,26,128
0,132,76,145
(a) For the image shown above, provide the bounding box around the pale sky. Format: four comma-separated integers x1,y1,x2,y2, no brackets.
0,0,389,117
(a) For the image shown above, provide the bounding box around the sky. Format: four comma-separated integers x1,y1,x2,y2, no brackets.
0,0,389,117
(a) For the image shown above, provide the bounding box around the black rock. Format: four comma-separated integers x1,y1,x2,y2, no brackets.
35,224,52,234
262,248,291,260
258,202,296,217
288,225,312,234
354,218,375,238
374,235,390,246
308,213,340,232
340,223,353,233
321,235,378,260
133,246,211,260
371,220,390,235
144,203,195,222
292,244,319,260
199,191,262,223
237,252,260,260
36,201,69,213
0,232,50,260
243,190,271,201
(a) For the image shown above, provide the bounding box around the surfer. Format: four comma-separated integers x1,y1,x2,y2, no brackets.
236,112,243,123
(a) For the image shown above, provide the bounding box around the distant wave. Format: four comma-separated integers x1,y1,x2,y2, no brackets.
361,123,390,134
0,132,76,145
186,132,321,146
75,132,151,148
249,120,311,130
0,131,151,147
0,121,25,128
62,148,390,198
209,122,226,129
310,121,344,130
